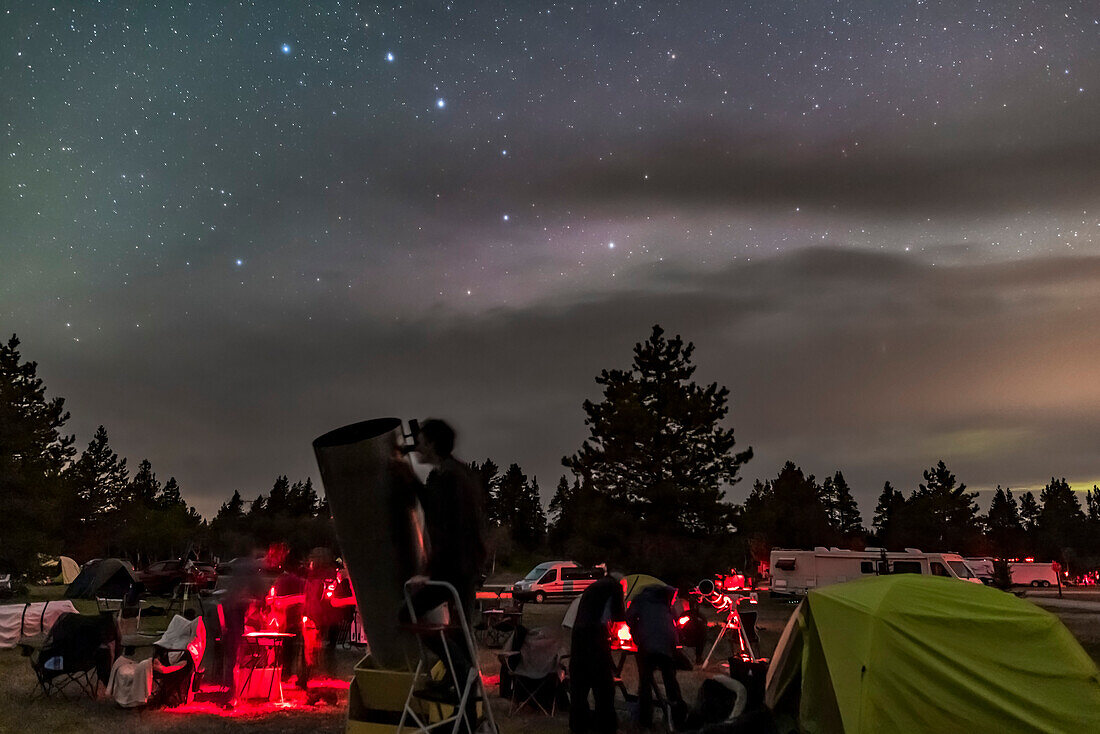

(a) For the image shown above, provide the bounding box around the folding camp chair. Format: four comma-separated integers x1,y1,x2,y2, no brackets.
498,626,564,716
24,612,119,699
149,615,206,707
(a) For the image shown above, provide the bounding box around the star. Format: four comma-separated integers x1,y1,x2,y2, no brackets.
385,52,395,62
502,214,510,221
281,44,291,54
436,98,446,109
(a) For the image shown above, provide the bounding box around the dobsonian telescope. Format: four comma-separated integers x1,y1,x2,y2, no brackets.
312,417,427,730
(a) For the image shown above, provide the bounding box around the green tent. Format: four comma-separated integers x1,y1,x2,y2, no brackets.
622,573,665,603
765,574,1100,733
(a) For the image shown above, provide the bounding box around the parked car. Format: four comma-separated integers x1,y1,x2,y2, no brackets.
215,555,266,576
138,559,217,596
0,572,12,598
511,561,605,603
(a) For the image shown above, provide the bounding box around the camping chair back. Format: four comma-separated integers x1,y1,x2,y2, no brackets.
500,626,563,715
29,612,119,698
150,615,207,706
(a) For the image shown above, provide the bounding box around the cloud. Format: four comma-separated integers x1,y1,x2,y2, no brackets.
30,247,1100,518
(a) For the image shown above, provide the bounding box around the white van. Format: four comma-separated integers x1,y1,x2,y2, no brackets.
770,547,981,596
511,561,605,603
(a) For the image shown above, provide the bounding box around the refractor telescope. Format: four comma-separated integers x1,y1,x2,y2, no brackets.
691,575,759,667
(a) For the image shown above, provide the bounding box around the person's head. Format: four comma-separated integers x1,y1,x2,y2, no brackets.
414,418,455,466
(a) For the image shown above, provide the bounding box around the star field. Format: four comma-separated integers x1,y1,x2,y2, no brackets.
3,2,1100,515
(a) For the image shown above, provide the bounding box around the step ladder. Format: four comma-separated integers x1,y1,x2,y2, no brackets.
396,580,499,734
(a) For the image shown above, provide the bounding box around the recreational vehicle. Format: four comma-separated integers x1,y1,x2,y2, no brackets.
769,547,981,596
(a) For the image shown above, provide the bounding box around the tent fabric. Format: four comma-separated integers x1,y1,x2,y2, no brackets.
622,574,665,603
0,601,78,648
765,574,1100,733
59,556,80,585
65,559,138,599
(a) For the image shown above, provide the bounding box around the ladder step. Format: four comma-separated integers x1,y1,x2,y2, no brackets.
412,686,483,705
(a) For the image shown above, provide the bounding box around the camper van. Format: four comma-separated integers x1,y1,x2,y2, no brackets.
769,547,980,596
511,561,605,603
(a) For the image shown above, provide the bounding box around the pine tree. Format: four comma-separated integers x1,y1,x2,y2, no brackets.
129,459,161,509
899,461,980,552
739,462,833,552
564,324,752,536
267,475,291,515
0,335,76,576
1019,491,1040,532
157,477,184,509
513,476,547,550
216,490,246,522
872,481,903,546
287,478,319,517
68,425,129,556
548,475,572,526
823,471,863,538
496,463,526,526
1037,477,1085,560
1087,486,1100,524
831,473,866,537
985,486,1024,557
470,460,501,527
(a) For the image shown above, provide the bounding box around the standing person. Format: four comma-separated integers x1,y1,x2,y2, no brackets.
404,418,488,730
219,554,267,709
569,573,625,734
301,547,339,696
625,584,686,729
410,418,488,622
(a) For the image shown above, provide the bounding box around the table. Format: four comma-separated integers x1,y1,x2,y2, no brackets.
238,632,295,702
478,609,523,648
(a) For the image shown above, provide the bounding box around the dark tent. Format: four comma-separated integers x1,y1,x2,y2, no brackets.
65,559,138,599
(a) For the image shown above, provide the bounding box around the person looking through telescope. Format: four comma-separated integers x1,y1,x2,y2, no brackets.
408,418,488,620
403,418,488,729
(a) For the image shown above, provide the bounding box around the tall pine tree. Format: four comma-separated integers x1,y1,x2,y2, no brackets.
564,325,752,536
0,335,75,576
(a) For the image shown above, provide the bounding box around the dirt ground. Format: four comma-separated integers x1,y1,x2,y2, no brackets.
1,585,1096,734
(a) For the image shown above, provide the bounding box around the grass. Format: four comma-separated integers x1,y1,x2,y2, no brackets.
1,584,1097,733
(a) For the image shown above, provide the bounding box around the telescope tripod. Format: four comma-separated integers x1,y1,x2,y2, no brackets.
701,602,757,668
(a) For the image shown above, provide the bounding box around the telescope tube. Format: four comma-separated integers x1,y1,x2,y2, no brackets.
312,418,425,669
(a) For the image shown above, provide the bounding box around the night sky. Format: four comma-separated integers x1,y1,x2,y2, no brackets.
5,2,1100,519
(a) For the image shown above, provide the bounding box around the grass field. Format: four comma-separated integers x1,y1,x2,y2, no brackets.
1,584,1097,734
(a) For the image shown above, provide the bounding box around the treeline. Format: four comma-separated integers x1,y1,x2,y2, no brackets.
738,459,1100,572
0,335,334,576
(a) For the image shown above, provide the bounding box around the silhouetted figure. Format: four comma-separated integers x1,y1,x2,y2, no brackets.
220,554,266,708
301,547,339,694
570,574,625,734
626,584,685,729
405,419,488,730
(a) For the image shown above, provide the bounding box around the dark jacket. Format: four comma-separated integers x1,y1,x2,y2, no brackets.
573,575,626,630
418,456,488,587
626,584,678,656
